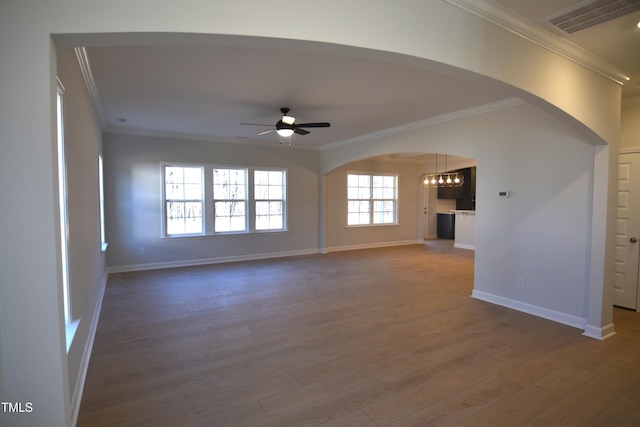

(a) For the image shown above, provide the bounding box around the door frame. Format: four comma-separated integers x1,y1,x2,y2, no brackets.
618,149,640,312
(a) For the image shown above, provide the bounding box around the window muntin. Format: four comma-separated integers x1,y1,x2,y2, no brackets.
347,173,398,226
213,168,247,233
255,170,286,231
164,165,204,235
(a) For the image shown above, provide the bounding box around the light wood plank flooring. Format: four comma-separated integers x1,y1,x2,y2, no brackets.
77,241,640,426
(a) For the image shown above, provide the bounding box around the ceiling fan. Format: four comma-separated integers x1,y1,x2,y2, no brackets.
242,107,330,138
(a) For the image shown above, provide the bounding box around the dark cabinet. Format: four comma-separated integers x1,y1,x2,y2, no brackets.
437,182,463,200
437,213,455,239
437,167,476,211
456,167,476,210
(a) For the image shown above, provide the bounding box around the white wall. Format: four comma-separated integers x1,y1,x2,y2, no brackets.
322,103,597,325
104,133,321,270
621,103,640,150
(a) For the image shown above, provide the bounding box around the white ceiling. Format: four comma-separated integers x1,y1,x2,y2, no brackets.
84,0,640,149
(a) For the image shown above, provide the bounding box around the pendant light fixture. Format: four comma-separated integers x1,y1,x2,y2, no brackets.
420,154,464,188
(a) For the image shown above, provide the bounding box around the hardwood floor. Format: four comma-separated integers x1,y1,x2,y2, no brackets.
77,241,640,426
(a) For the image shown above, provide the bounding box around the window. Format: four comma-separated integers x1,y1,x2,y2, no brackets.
255,170,286,231
164,165,204,236
163,164,286,236
57,77,80,350
98,153,107,251
213,168,247,233
56,78,71,325
347,173,398,226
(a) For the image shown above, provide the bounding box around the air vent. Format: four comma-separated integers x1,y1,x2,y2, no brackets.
544,0,640,34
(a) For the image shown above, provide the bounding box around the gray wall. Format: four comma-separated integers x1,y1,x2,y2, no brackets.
104,133,320,270
0,1,622,425
57,48,107,420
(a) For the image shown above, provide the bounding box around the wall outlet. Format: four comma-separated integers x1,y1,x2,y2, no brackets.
139,247,145,254
517,277,526,288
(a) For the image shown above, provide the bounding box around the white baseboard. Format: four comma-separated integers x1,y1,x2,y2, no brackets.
108,242,425,273
471,289,588,332
324,239,420,253
583,323,616,340
454,243,475,250
69,270,108,426
107,248,320,274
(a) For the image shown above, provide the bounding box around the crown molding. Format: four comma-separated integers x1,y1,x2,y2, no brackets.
103,126,320,150
443,0,628,86
74,47,105,126
323,97,524,150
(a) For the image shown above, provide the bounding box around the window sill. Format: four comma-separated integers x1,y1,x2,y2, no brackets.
162,230,288,239
66,319,80,353
346,223,399,229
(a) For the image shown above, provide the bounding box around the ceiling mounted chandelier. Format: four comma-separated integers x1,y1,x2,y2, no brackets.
420,154,464,188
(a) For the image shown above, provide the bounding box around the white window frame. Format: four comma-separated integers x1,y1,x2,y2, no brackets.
163,164,205,237
213,167,248,234
98,153,108,252
56,78,71,325
254,169,287,232
57,78,80,351
347,172,398,226
161,163,288,237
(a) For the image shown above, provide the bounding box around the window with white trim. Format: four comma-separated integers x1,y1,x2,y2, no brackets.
162,164,287,236
164,165,204,236
98,153,108,251
347,173,398,226
255,169,286,231
213,167,247,233
56,78,71,325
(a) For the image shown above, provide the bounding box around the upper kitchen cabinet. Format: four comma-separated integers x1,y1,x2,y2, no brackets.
438,167,476,210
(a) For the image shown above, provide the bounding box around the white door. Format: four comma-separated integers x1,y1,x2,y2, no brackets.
614,153,640,310
422,186,438,240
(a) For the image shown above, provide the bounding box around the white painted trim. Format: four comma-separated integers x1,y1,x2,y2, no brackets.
69,270,108,427
108,241,429,273
104,126,319,151
444,0,628,85
74,47,105,126
583,323,616,340
454,243,475,250
471,289,588,332
324,239,420,253
619,147,640,154
107,249,321,273
322,98,524,150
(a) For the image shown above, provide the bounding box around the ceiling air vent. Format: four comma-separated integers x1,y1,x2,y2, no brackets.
543,0,640,34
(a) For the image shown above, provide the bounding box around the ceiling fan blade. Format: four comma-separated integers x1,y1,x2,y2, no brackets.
241,122,272,127
294,128,310,135
258,129,276,136
295,122,331,128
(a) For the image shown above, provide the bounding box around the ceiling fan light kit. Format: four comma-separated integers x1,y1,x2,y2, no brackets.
242,107,330,142
276,127,295,137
